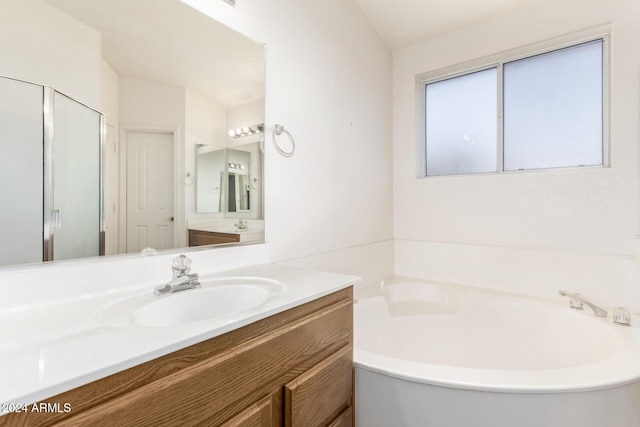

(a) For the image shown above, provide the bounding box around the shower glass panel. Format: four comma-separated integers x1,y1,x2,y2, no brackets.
0,77,44,266
51,92,102,261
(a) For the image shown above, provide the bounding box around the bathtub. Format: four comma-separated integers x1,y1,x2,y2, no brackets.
354,277,640,427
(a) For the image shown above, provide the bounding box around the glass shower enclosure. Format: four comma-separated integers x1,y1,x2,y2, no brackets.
0,75,103,267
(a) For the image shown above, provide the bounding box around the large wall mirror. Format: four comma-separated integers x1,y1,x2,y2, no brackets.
0,0,265,268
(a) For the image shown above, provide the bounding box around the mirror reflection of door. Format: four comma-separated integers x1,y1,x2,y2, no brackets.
228,173,251,212
227,149,252,213
125,132,175,252
228,173,237,212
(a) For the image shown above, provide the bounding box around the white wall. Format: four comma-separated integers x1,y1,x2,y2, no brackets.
0,0,101,107
185,89,227,222
393,0,640,310
185,89,226,145
100,61,119,126
226,98,265,147
119,78,186,128
181,0,394,276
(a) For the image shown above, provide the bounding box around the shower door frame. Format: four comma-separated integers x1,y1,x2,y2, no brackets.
40,85,105,262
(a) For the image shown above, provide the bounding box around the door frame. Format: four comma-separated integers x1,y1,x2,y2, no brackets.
118,124,183,254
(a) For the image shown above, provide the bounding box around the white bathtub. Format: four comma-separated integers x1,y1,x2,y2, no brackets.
354,277,640,427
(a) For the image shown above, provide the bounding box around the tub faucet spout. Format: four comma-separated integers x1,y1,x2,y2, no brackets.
559,290,607,317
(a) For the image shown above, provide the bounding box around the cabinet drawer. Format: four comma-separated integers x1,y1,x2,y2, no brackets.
285,345,353,427
221,395,274,427
328,406,353,427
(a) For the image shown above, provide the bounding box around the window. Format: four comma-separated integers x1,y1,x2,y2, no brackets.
420,38,605,177
425,68,498,176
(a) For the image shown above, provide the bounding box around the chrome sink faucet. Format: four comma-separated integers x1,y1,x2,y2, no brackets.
559,290,608,317
235,219,248,230
154,255,201,295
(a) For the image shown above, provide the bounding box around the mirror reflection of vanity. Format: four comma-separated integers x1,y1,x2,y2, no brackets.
0,0,265,268
191,140,264,246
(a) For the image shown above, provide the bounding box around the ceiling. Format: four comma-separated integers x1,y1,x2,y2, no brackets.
43,0,264,108
354,0,549,49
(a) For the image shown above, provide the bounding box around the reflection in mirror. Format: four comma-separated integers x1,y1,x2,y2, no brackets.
0,0,265,268
196,142,262,216
228,144,261,215
196,145,225,214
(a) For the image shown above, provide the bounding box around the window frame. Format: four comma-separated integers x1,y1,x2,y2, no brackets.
415,27,610,178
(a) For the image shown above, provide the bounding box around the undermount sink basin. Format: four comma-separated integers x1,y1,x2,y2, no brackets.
97,277,284,327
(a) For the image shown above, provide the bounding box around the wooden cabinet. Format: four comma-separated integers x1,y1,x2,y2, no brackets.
285,346,353,426
2,288,353,427
221,395,275,427
189,229,241,246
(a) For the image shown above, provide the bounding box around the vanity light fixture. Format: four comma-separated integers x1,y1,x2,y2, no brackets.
222,0,236,6
228,123,264,138
228,163,246,170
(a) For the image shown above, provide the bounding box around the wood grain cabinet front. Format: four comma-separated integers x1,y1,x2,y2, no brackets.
188,229,241,246
285,346,353,427
221,395,276,427
1,288,353,427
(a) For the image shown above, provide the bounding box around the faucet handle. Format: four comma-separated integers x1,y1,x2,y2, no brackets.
172,254,192,275
613,307,631,327
559,290,583,310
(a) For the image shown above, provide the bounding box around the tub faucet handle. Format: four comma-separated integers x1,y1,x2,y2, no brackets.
559,290,608,317
613,307,631,327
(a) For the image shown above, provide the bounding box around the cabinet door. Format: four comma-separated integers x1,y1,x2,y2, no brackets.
221,395,276,427
189,230,240,246
328,406,353,427
285,345,353,427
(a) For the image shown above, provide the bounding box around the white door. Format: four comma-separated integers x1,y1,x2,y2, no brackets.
126,132,174,253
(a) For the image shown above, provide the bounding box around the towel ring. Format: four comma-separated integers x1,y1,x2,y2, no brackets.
273,124,295,157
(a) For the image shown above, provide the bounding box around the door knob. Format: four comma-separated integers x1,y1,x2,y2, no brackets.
169,216,174,222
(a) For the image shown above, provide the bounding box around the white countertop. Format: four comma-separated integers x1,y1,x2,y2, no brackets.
0,264,359,411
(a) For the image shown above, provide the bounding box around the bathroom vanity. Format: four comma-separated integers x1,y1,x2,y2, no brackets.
188,224,265,247
189,229,242,246
0,264,357,426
